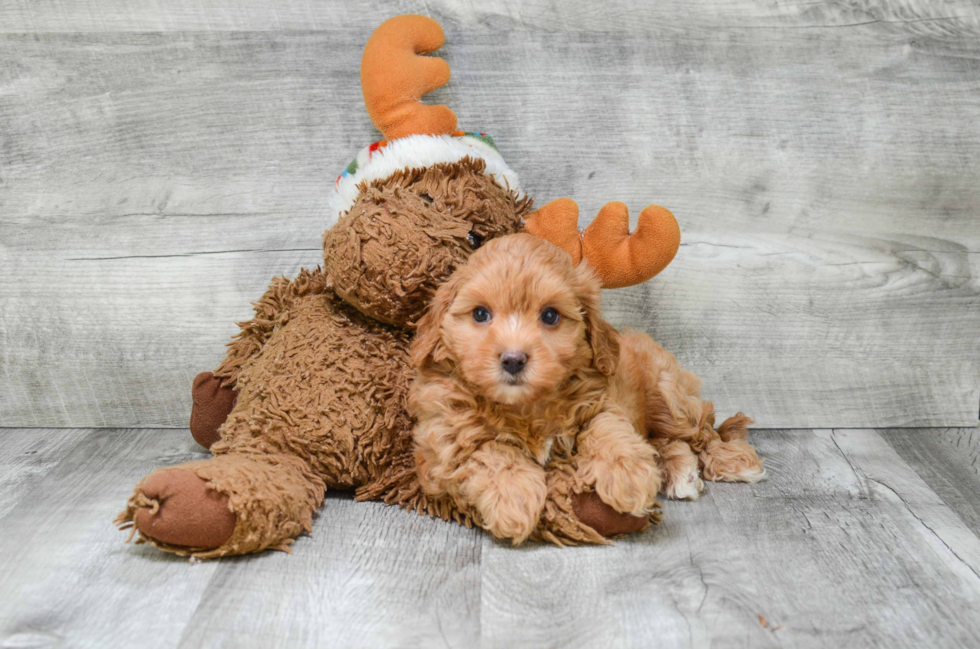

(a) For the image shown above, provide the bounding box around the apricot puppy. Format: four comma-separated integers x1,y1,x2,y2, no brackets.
410,234,763,543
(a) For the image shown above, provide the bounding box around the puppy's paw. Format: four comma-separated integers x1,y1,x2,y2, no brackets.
472,470,548,544
581,455,662,517
663,458,704,501
700,439,766,484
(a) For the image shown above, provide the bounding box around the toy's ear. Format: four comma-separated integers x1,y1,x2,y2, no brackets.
410,272,461,370
361,15,458,141
524,199,681,289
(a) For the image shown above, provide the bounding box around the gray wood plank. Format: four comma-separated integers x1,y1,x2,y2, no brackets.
480,429,980,648
1,15,979,428
0,428,92,520
828,428,980,581
884,427,980,537
2,427,980,647
0,0,978,34
0,428,481,649
0,429,218,649
178,496,482,649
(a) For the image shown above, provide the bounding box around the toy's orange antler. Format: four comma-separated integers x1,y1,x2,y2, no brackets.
524,199,681,288
361,15,458,141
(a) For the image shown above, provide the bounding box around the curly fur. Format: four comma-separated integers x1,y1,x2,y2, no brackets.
409,234,764,543
118,160,626,558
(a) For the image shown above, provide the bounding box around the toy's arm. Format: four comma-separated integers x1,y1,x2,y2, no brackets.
212,268,325,386
523,198,681,289
190,268,328,450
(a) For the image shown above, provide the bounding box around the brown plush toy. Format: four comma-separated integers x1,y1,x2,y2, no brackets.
116,15,681,558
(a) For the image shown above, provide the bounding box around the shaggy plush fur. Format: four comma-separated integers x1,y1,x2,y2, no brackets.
118,13,683,558
409,235,764,543
323,160,530,326
117,160,623,557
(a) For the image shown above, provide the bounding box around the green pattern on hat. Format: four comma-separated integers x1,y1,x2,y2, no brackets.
466,132,499,152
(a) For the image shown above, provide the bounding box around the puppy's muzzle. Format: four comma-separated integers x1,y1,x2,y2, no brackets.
500,350,528,376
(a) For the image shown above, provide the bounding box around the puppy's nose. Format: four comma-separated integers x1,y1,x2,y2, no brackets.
500,350,528,376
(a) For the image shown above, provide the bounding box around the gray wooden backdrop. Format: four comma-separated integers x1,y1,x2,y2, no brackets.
1,0,978,429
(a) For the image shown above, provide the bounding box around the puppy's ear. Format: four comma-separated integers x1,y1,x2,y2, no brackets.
411,272,461,369
576,264,620,376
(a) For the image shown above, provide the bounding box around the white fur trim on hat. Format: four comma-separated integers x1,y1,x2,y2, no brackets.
326,132,521,227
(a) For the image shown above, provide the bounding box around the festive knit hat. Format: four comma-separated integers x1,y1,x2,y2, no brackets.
325,15,522,227
328,14,682,289
327,131,520,226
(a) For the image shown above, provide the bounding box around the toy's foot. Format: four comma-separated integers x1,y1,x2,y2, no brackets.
571,491,649,537
132,469,236,549
190,372,237,450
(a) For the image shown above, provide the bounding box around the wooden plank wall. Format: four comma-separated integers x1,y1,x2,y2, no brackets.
1,0,978,428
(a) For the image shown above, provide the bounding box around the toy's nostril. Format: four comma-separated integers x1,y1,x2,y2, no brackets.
500,350,528,376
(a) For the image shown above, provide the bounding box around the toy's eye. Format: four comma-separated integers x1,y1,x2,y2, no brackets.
472,306,492,323
540,308,560,326
467,231,484,249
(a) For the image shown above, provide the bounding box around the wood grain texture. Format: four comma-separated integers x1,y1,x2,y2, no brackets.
480,428,980,648
884,427,980,536
0,428,481,649
3,427,980,648
0,0,978,34
1,1,979,427
0,428,220,649
178,496,482,648
0,427,91,520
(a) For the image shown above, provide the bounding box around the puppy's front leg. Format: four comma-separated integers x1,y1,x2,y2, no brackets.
577,409,662,516
459,442,548,544
414,413,547,544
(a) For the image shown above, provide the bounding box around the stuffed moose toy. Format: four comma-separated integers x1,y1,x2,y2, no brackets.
117,15,682,558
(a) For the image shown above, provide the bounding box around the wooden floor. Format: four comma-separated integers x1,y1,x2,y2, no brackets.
0,426,978,648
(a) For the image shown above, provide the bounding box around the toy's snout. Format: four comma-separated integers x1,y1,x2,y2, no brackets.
323,189,472,327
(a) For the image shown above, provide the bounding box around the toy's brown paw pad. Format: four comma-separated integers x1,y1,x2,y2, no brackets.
190,372,237,450
571,491,648,537
133,469,235,549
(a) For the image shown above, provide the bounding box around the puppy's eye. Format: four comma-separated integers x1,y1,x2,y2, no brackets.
419,192,434,205
540,308,560,326
467,231,485,249
472,306,492,323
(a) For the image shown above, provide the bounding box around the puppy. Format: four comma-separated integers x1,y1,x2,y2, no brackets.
409,234,764,543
